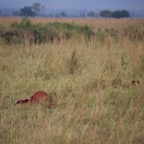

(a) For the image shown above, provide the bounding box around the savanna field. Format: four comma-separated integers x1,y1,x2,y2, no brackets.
0,17,144,144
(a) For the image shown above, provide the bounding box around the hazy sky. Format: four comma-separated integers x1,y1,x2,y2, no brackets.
0,0,144,11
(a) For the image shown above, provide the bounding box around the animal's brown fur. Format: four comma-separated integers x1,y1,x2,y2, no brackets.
14,91,57,108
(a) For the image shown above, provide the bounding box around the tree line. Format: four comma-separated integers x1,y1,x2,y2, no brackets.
87,10,130,18
100,10,130,18
11,3,130,18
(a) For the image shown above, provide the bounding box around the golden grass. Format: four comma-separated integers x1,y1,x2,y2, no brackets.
0,17,144,29
0,18,144,144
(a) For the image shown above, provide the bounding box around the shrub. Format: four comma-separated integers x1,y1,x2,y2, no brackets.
0,19,94,45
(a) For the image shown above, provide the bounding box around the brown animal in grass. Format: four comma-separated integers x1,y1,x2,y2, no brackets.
14,91,57,108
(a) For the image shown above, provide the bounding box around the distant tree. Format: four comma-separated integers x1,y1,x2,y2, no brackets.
0,10,3,16
87,11,96,17
121,10,130,17
12,11,19,17
19,6,36,17
32,3,44,16
100,10,112,18
55,14,59,17
60,12,67,17
112,10,130,18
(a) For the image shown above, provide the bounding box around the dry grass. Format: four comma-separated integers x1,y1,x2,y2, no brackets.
0,17,144,29
0,18,144,144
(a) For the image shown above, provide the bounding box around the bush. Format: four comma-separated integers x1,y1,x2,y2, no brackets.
48,22,94,39
11,18,48,44
0,19,94,45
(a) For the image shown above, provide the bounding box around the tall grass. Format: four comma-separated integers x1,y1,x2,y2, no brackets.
0,18,144,144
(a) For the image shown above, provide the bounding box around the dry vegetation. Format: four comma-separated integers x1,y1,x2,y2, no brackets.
0,17,144,144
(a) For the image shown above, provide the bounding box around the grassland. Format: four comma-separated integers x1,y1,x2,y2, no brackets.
0,18,144,144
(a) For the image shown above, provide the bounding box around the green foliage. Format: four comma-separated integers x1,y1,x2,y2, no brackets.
11,18,33,29
0,19,143,46
1,19,47,44
0,19,94,45
48,22,94,39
